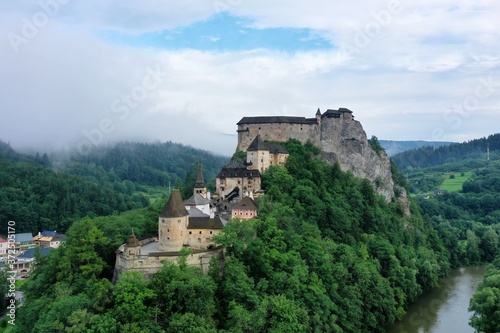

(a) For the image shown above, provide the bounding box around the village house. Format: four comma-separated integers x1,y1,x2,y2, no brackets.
34,230,67,249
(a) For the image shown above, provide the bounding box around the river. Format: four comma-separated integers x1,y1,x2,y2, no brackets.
387,265,486,333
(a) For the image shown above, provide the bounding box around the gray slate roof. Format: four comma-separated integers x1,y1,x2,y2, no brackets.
14,233,33,243
188,208,209,218
217,167,260,179
237,116,317,125
247,135,288,154
17,247,53,259
188,215,226,229
184,193,210,206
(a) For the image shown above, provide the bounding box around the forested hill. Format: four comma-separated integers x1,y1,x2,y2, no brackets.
62,141,228,189
392,133,500,169
13,140,453,332
0,140,227,234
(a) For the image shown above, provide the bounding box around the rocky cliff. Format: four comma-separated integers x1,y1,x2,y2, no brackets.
320,118,409,211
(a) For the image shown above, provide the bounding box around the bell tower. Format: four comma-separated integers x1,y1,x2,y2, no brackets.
193,163,207,198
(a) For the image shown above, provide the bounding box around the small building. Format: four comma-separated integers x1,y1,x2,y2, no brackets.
34,231,67,249
13,233,34,252
231,196,259,221
13,247,53,272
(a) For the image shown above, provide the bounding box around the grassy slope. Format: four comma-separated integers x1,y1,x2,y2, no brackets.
439,171,473,192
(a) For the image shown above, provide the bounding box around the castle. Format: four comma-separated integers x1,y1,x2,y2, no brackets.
114,107,402,280
215,108,358,202
113,166,229,281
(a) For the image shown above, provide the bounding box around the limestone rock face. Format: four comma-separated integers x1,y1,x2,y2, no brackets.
320,118,397,202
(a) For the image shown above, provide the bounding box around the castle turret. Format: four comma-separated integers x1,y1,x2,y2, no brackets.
316,108,322,124
125,232,141,256
158,189,189,251
194,163,207,198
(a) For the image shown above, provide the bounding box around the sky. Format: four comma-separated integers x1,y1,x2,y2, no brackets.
1,1,499,156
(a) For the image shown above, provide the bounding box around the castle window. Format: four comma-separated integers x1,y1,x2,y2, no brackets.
210,231,213,234
167,229,170,232
259,127,261,130
199,231,202,234
189,231,192,235
162,219,165,223
167,237,170,240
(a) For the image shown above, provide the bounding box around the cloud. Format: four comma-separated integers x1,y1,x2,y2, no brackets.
1,1,500,156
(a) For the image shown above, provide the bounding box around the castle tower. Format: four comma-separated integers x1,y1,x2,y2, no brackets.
125,232,141,256
247,135,270,173
316,108,321,124
194,163,207,198
158,189,189,252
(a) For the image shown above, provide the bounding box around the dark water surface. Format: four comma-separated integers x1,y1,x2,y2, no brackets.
387,265,486,333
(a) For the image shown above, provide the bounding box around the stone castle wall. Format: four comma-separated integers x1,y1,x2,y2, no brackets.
113,240,223,281
237,122,320,151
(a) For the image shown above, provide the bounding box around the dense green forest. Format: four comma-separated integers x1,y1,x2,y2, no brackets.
7,140,467,332
0,140,226,234
469,257,500,332
3,138,499,332
63,141,228,191
392,133,500,169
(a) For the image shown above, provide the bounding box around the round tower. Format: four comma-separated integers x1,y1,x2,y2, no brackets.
158,189,189,252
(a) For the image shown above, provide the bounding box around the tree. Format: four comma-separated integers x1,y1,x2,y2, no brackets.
469,271,500,332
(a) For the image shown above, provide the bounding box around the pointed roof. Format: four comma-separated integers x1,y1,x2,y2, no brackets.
126,233,140,247
160,189,188,218
316,108,321,116
194,163,205,188
232,196,259,211
246,135,288,154
247,135,267,151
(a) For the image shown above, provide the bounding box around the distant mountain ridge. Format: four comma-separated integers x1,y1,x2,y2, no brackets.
379,140,453,156
391,133,500,169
